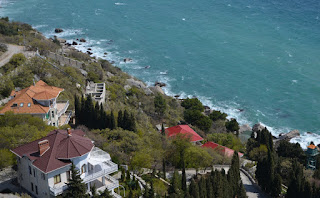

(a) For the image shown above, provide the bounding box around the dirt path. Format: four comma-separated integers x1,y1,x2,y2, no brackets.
0,44,24,67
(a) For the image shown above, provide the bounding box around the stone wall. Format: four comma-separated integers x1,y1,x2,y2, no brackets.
47,52,83,69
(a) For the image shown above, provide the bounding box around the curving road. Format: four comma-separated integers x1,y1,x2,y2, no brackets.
0,44,24,67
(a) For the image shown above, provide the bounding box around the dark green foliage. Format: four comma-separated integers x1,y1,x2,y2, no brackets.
184,109,212,132
168,171,181,196
286,160,309,198
74,95,81,125
277,140,306,164
314,155,320,179
110,111,116,130
154,94,167,115
63,163,88,198
118,110,123,129
225,119,240,133
181,98,204,112
181,156,187,192
162,159,166,180
209,110,227,121
99,188,113,198
161,123,165,136
189,179,200,198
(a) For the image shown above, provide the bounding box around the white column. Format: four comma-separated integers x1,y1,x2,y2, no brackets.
102,176,105,185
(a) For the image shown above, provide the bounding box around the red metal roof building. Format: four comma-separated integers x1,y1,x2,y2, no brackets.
165,125,204,143
202,141,244,158
11,129,120,197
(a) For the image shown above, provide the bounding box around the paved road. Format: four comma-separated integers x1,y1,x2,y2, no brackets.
0,44,24,67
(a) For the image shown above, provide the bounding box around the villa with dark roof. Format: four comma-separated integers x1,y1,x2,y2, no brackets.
0,80,71,126
11,129,120,198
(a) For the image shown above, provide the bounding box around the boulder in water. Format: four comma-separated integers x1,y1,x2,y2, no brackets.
55,28,63,33
72,41,78,45
80,38,86,42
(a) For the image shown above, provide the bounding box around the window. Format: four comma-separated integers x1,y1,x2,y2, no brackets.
20,103,24,107
11,103,17,107
41,173,45,180
54,174,61,184
29,166,32,175
35,185,38,195
28,103,31,107
33,168,36,177
81,164,86,174
66,171,71,182
31,182,34,191
53,122,55,126
51,111,54,117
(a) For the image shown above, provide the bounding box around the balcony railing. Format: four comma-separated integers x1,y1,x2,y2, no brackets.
57,100,69,117
49,184,68,196
83,161,118,183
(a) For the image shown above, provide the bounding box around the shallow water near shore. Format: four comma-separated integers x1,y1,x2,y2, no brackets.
1,0,320,147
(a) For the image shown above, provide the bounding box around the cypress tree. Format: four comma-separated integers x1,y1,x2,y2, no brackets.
268,131,274,152
123,109,130,130
198,177,206,198
181,155,187,192
129,113,137,132
74,95,80,125
149,181,155,198
206,176,213,198
118,110,123,128
126,170,131,181
271,174,282,197
162,159,166,180
100,188,113,198
99,103,105,129
64,163,88,198
189,179,200,198
80,95,85,124
168,171,180,195
110,111,116,130
161,123,165,136
84,95,94,128
94,102,100,129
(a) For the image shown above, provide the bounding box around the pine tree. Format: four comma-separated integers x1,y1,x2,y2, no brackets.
100,188,113,198
110,111,116,130
118,110,123,128
63,163,88,198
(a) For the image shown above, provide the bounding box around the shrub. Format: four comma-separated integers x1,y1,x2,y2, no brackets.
0,43,7,52
154,94,167,115
225,118,239,133
181,98,204,112
0,149,15,169
209,110,227,121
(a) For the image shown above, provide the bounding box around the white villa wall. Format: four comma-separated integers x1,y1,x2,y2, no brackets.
71,153,90,176
18,156,50,198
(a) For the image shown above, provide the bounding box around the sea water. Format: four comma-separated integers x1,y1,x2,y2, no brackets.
1,0,320,147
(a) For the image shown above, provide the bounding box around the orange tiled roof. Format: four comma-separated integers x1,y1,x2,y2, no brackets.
0,80,63,115
308,144,316,149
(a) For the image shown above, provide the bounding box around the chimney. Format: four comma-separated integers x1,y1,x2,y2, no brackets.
67,128,72,136
38,140,50,156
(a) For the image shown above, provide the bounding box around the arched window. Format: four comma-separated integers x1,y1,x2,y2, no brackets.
81,164,86,174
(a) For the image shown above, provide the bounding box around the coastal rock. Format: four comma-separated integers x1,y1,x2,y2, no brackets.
150,86,165,95
278,130,300,141
106,72,114,78
72,41,78,45
80,38,86,42
87,51,93,55
124,58,132,63
239,124,252,133
57,38,66,43
88,48,92,51
174,95,180,98
104,52,108,55
126,78,152,95
124,85,131,91
154,81,166,87
54,28,63,33
252,123,266,132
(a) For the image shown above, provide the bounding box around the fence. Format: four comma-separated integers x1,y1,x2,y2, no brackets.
47,52,83,69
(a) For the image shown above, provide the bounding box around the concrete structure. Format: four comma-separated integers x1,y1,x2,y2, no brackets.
11,129,120,198
306,142,319,170
0,80,70,127
85,81,106,104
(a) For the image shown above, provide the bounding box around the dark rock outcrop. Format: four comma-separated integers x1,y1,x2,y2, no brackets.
55,28,63,33
154,81,166,87
252,123,265,132
72,41,78,45
80,38,86,42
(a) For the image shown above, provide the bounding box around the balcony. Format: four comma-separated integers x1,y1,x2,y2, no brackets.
57,100,69,117
58,110,72,126
49,183,68,196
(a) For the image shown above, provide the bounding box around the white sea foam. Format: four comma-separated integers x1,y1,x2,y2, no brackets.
291,132,320,148
32,24,48,29
44,28,84,38
115,3,126,5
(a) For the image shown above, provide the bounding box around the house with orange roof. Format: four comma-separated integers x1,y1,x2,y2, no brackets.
0,80,71,126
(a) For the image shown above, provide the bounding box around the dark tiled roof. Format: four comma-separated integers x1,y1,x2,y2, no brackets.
11,129,93,173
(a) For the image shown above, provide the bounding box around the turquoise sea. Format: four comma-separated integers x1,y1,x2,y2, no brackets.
1,0,320,147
